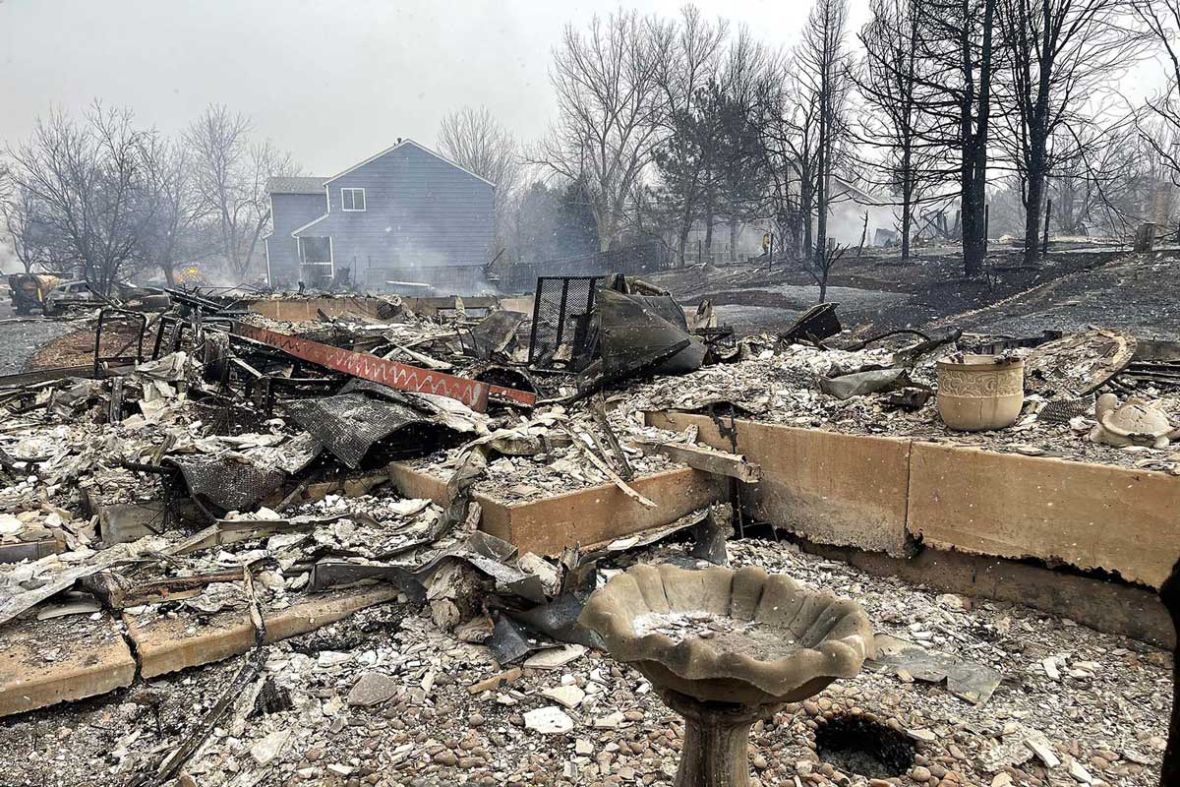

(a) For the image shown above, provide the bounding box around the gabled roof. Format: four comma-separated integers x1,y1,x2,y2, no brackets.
267,176,328,195
324,138,496,188
290,212,329,238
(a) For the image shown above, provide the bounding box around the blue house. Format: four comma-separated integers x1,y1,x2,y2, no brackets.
264,139,496,292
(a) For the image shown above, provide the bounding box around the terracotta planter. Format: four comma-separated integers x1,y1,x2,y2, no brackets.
936,355,1025,431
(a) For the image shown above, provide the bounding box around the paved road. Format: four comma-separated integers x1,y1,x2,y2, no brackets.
0,300,75,375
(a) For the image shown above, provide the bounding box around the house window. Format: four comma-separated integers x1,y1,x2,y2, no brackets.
341,188,366,212
298,236,332,263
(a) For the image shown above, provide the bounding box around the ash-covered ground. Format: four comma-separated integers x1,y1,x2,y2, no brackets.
0,303,76,375
0,540,1167,787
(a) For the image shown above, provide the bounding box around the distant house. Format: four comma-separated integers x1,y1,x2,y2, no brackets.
264,139,495,292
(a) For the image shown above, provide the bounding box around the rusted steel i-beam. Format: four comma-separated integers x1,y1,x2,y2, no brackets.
231,322,535,412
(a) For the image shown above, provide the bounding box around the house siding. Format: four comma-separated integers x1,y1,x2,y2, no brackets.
267,192,329,287
294,142,495,291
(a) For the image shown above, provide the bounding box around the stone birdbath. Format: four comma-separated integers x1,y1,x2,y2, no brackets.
579,563,874,787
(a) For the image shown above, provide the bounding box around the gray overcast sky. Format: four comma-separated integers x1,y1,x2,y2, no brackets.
1,0,870,175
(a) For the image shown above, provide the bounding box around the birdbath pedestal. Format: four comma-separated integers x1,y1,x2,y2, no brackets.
579,563,875,787
660,688,780,787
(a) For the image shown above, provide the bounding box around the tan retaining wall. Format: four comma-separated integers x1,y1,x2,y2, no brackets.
648,411,1180,589
908,442,1180,588
647,412,912,556
388,463,726,556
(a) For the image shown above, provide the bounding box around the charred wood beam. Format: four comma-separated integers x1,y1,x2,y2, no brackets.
632,440,762,484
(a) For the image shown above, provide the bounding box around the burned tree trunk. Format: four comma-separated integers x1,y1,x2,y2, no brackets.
961,0,994,278
1024,143,1048,263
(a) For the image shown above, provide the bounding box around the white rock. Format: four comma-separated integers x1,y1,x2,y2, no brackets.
250,729,290,766
0,514,23,535
541,685,586,710
1042,657,1060,680
1069,759,1093,783
1025,736,1061,768
524,706,575,734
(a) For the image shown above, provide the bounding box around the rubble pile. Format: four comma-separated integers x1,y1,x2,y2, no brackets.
0,282,1175,785
628,340,1180,475
0,540,1167,787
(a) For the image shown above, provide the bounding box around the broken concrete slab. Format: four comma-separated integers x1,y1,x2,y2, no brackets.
869,633,1001,705
523,705,575,734
0,613,136,717
540,684,585,709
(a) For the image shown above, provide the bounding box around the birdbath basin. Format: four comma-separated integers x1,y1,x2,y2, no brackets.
579,563,874,787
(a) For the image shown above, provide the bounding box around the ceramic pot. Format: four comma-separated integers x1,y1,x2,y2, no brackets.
936,354,1025,431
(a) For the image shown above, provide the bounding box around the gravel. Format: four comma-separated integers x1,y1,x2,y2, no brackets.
0,317,75,375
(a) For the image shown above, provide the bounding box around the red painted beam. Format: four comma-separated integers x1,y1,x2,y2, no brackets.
231,322,535,411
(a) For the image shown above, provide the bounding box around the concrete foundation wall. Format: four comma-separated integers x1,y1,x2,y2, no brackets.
647,412,912,556
647,411,1180,589
388,463,726,556
908,442,1180,588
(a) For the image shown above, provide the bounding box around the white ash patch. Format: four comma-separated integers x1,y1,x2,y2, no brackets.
632,608,800,660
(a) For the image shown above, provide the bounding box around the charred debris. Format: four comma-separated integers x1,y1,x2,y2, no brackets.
0,276,1179,783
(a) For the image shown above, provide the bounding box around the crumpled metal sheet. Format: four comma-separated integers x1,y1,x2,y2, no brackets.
286,392,464,469
469,310,526,359
169,454,286,512
819,368,910,400
343,379,485,435
597,289,706,378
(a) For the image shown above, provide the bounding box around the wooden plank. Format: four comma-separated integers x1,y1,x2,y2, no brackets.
647,412,912,556
632,439,762,483
908,442,1180,588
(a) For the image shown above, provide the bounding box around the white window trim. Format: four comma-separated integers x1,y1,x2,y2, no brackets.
341,187,366,212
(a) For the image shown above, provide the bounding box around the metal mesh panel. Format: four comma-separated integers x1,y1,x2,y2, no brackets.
169,454,285,512
527,276,601,368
